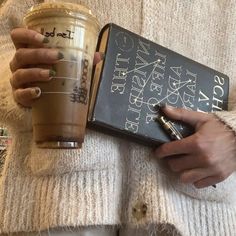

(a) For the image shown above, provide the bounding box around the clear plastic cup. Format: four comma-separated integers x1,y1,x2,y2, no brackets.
24,2,100,149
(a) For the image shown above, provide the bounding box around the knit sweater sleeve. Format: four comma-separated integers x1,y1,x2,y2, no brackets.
0,1,16,105
0,0,34,129
0,36,32,131
0,56,14,124
214,85,236,134
214,110,236,134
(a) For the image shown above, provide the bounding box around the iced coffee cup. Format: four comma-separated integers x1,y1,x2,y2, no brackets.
24,2,100,149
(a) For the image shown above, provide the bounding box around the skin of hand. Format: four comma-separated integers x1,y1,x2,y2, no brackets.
9,28,103,107
154,105,236,188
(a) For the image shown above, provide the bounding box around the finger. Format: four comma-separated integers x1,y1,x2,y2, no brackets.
161,105,210,128
180,167,214,185
93,52,105,65
13,87,41,107
10,68,55,89
154,135,195,158
10,28,49,49
167,154,200,172
10,48,63,72
194,176,220,188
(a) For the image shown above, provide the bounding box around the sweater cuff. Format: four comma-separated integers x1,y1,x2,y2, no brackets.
214,110,236,134
0,167,122,234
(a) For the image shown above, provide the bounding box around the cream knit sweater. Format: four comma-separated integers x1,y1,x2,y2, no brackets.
0,0,236,235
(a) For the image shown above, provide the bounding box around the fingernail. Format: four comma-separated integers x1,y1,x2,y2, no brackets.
58,52,64,60
154,103,166,110
40,69,50,78
163,104,174,110
40,69,56,79
32,87,41,98
49,69,56,78
34,33,46,43
42,37,50,43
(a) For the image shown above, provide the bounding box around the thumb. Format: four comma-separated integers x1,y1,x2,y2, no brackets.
93,52,105,65
161,105,210,128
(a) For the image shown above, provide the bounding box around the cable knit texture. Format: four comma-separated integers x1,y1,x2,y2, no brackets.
0,0,236,235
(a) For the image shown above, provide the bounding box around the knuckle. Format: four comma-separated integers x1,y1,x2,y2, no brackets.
14,89,31,107
10,28,18,40
179,172,189,183
202,155,215,166
169,162,180,172
14,69,24,86
10,73,17,88
218,173,226,182
9,60,15,72
215,168,228,181
193,134,205,151
13,89,21,103
15,48,24,62
15,68,24,78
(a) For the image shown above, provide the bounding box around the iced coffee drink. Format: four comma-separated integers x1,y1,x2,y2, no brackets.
24,2,100,148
